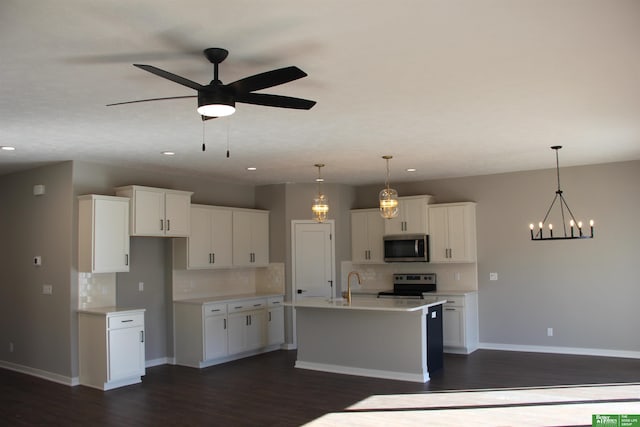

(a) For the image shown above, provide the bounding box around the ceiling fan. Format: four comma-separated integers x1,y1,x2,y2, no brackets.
107,47,316,120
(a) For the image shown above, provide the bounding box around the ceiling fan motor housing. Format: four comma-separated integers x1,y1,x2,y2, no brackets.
198,86,235,116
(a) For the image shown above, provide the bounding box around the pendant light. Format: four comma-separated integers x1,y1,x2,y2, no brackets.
379,155,399,219
529,146,594,240
312,163,329,223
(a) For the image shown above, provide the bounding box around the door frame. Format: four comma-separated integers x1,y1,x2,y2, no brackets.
290,220,336,348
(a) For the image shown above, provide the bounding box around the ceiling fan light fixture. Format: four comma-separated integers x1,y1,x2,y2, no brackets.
197,90,235,117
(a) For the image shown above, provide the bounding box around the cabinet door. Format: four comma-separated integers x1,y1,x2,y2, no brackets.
351,210,384,263
428,206,449,262
250,212,269,266
246,311,266,351
210,208,233,267
132,188,165,236
165,192,191,236
442,306,465,348
92,198,130,273
108,327,145,381
384,197,428,235
267,307,285,346
227,312,246,355
204,315,228,360
447,205,470,262
232,212,253,266
187,206,213,268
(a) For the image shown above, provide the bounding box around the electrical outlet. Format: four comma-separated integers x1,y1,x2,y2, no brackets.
9,342,14,353
138,282,144,292
547,327,553,337
34,256,42,266
42,284,52,295
489,272,498,281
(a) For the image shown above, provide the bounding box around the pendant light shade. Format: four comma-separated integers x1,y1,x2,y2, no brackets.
379,155,399,219
312,164,329,223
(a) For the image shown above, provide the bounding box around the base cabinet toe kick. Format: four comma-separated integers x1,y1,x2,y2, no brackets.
287,298,446,383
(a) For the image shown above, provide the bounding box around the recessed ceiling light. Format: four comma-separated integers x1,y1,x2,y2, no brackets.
1,146,16,151
161,151,176,156
246,167,257,171
406,168,417,172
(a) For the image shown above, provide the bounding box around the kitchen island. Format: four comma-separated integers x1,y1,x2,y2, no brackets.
286,297,446,383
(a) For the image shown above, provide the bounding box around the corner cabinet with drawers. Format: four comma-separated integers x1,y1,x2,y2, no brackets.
78,308,146,390
115,185,193,237
174,295,284,369
436,292,478,354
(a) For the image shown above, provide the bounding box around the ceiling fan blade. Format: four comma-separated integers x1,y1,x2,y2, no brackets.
228,66,307,93
106,95,196,107
134,64,204,90
236,92,316,110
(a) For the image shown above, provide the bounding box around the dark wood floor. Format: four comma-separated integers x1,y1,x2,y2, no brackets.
2,350,640,426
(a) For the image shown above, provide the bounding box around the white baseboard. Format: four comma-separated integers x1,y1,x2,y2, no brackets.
146,357,170,368
479,342,640,359
0,360,78,386
281,343,297,350
295,360,429,383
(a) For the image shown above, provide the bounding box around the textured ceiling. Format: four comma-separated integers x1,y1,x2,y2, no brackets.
1,0,639,186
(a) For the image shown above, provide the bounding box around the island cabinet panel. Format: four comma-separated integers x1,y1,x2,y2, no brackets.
437,292,478,354
174,205,233,269
78,195,130,273
384,195,432,235
232,210,269,267
79,309,145,391
351,209,385,263
428,202,477,263
115,185,192,237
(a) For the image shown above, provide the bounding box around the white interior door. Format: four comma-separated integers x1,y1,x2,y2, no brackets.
292,221,335,299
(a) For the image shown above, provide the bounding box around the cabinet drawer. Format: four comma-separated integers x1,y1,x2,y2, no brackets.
228,299,266,313
268,296,284,307
439,296,465,307
204,303,227,316
108,313,144,329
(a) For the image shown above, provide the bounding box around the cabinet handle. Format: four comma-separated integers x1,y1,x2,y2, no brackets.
269,312,272,322
253,303,262,307
121,319,133,323
160,219,164,231
140,331,144,342
125,254,129,266
445,308,456,311
223,319,227,329
167,219,170,231
211,308,221,312
234,306,243,310
212,253,215,264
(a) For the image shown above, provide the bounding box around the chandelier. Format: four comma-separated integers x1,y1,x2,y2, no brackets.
379,155,399,219
530,146,594,240
312,163,329,223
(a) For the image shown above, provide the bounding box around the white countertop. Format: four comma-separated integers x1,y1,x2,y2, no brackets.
77,306,145,315
174,292,284,305
350,289,477,296
285,297,446,312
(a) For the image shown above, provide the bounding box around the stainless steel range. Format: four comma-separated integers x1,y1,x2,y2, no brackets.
378,273,437,299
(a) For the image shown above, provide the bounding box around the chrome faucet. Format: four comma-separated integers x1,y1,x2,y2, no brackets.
346,271,362,304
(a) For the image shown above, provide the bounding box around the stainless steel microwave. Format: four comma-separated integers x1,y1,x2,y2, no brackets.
383,234,429,262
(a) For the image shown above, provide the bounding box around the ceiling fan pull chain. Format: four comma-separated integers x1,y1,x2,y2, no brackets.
202,121,206,152
226,120,230,158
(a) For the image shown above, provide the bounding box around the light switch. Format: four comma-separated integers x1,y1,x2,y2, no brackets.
42,284,52,295
489,272,498,281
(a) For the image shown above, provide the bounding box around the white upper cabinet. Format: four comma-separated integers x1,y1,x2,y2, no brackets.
174,205,233,269
232,209,269,267
428,202,477,263
78,195,130,273
115,185,192,237
351,209,385,263
384,195,432,235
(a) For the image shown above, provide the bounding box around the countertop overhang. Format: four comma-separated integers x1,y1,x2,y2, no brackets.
285,297,446,312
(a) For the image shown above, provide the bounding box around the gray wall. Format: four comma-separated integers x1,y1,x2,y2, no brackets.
0,162,75,377
357,160,640,352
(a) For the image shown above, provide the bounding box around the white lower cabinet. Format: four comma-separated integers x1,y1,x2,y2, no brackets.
437,292,478,354
174,295,282,369
79,309,145,391
267,296,285,346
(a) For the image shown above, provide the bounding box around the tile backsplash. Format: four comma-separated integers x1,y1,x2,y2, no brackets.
78,272,117,309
